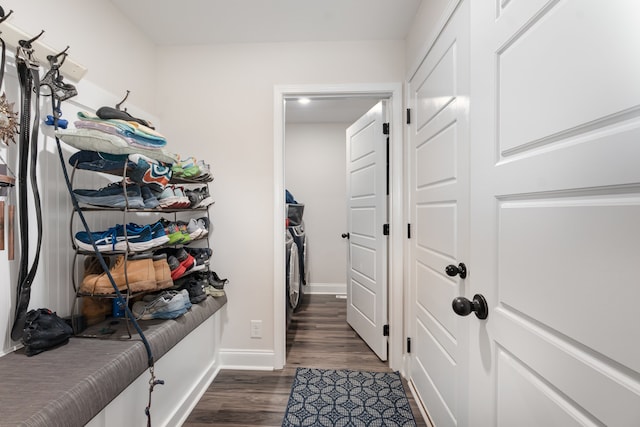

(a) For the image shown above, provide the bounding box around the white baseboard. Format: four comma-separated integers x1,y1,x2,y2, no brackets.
168,360,222,426
306,282,346,295
219,349,277,370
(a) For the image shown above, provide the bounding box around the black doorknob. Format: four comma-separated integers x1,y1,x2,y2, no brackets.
452,294,488,319
341,233,350,239
445,263,467,279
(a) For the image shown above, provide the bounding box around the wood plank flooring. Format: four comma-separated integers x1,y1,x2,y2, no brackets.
183,294,428,426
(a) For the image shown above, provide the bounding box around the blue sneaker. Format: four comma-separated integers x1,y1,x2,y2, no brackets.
130,221,170,247
68,150,133,173
128,154,172,192
140,185,160,209
73,182,145,209
74,223,156,252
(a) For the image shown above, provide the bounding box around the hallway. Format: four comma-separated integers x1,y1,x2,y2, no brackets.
184,294,427,426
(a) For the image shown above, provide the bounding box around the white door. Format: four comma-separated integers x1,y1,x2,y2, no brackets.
469,0,640,425
346,101,388,361
407,2,470,426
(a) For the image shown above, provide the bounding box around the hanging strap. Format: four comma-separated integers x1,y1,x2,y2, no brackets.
11,42,43,341
44,53,162,426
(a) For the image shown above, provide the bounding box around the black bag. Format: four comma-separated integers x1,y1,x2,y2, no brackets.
22,308,73,357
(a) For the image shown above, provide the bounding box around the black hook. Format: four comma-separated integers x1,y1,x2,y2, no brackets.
0,9,13,25
47,45,69,66
19,29,45,48
115,89,130,111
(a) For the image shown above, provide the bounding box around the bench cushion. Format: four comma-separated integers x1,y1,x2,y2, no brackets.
0,295,226,427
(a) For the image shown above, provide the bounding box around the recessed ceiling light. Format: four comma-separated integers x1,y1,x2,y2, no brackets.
298,98,311,105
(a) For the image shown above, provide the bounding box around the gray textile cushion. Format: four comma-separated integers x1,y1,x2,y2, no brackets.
0,295,226,427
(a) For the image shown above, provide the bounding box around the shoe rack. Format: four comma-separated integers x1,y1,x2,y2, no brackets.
67,160,214,337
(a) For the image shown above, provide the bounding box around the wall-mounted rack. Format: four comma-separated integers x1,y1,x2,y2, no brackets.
0,12,87,82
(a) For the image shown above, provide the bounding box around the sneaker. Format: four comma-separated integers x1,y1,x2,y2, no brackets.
208,271,229,290
204,284,225,298
179,218,204,240
195,217,209,237
128,153,172,192
171,186,191,209
132,290,190,320
186,247,212,266
168,255,186,280
73,182,145,209
81,254,157,294
172,157,197,178
69,150,132,173
197,186,214,208
159,218,190,244
137,221,170,248
140,185,160,209
194,160,212,182
185,188,202,208
155,186,180,209
182,277,207,304
75,223,155,252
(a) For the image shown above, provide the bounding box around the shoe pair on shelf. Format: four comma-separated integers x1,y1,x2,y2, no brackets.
73,181,148,209
80,252,174,295
172,274,208,304
185,186,214,209
75,222,170,253
132,289,192,320
154,247,197,280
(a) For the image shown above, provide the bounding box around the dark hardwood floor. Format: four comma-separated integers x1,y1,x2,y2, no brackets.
184,294,427,426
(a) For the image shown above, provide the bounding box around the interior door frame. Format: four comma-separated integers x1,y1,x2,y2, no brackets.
274,83,404,371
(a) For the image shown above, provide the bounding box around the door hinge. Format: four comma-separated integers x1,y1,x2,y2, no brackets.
406,108,411,125
383,122,390,135
383,223,389,236
407,337,412,353
383,324,389,336
407,223,411,239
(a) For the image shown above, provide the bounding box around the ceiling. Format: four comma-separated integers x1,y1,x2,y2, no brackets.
109,0,422,45
109,0,422,123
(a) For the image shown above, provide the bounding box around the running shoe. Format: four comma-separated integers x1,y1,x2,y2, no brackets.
132,290,191,320
74,223,156,252
128,153,172,192
73,182,145,209
140,185,160,209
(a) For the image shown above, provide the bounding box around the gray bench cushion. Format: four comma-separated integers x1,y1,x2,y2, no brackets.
0,295,226,427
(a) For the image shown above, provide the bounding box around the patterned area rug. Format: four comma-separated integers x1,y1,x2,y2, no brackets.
282,368,417,426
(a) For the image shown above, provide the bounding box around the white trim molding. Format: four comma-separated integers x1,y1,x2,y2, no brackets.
274,83,404,372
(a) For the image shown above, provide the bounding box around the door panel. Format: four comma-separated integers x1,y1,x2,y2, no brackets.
470,0,640,425
346,101,388,361
408,2,470,426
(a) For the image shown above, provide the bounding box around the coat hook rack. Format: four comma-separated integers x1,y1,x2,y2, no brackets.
115,90,130,111
0,12,86,81
19,29,44,48
47,45,69,65
0,9,13,26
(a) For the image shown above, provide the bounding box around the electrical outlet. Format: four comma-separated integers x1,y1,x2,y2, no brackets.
250,320,262,338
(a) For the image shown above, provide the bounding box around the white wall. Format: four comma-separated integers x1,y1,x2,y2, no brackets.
285,123,348,293
2,0,158,112
0,1,156,355
155,41,405,364
0,0,449,364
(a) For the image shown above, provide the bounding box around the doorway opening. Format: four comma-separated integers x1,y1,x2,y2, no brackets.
273,84,404,371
